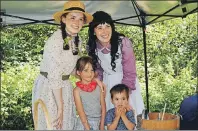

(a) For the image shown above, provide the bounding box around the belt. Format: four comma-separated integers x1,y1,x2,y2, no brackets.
40,72,70,80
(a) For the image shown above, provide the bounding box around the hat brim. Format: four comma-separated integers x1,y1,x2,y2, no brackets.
53,10,93,24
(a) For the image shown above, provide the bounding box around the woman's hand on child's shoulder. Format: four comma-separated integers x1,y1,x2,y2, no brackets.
93,78,106,97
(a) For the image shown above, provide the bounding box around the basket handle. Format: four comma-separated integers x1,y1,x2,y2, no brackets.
33,99,52,130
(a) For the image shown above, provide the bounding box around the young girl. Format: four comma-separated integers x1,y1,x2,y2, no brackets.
73,56,106,130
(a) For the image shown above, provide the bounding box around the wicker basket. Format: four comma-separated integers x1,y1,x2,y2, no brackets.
137,112,180,130
33,99,52,130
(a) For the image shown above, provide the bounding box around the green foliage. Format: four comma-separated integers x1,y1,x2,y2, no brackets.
1,63,39,130
146,14,198,77
141,64,196,113
1,13,197,129
1,25,58,70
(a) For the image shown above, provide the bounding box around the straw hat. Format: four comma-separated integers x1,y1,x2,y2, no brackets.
53,1,93,24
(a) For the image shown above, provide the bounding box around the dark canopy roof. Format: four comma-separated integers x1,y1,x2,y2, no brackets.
1,0,198,27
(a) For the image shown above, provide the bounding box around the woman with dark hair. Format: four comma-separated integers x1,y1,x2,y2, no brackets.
87,11,145,119
32,1,104,130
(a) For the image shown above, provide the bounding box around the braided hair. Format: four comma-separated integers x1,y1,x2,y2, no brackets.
60,13,80,55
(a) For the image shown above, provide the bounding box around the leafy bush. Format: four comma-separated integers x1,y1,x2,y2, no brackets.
1,25,58,70
141,64,196,113
1,63,39,130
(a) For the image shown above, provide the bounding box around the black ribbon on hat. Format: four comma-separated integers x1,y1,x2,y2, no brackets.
65,7,85,12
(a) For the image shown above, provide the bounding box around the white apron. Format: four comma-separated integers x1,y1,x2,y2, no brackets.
97,45,145,119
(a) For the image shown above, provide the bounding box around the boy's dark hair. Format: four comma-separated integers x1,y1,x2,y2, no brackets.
76,56,95,72
110,84,129,99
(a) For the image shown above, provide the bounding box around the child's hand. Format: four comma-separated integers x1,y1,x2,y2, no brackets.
125,104,133,112
115,106,122,118
99,124,104,130
124,104,135,117
121,107,127,117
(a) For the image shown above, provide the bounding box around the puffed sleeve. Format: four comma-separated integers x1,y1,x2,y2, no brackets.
42,31,63,89
121,37,137,90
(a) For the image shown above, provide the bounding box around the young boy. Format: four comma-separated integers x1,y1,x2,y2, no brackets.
105,84,136,130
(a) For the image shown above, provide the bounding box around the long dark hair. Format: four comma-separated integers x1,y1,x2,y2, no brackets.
60,13,80,55
87,11,124,71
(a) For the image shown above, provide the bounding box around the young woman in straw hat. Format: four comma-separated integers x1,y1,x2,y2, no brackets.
32,1,105,130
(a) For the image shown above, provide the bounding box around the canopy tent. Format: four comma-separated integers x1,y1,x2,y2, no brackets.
1,1,197,26
1,0,198,111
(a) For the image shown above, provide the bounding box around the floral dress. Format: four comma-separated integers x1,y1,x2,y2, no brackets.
32,29,80,130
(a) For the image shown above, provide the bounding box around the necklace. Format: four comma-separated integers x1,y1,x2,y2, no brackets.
76,80,97,92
